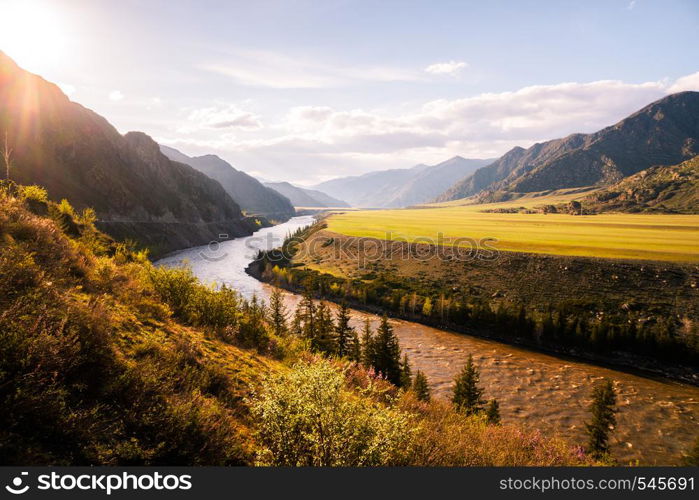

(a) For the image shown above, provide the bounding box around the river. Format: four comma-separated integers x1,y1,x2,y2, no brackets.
156,216,699,465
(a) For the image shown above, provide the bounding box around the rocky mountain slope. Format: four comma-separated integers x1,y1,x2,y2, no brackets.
0,51,252,256
264,181,349,207
314,156,492,207
582,155,699,213
437,92,699,202
160,145,295,221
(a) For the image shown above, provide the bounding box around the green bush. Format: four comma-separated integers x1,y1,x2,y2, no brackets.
250,360,415,466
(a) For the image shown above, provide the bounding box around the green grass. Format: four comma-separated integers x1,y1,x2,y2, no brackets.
326,205,699,263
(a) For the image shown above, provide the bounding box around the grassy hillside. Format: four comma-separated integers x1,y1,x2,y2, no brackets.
0,181,588,466
325,205,699,263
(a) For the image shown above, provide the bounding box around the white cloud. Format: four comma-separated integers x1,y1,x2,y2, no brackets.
627,0,637,10
425,60,468,75
186,104,263,131
108,90,124,101
161,72,697,184
668,71,699,93
201,48,421,88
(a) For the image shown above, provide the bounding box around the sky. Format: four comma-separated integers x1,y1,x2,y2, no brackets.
1,0,698,185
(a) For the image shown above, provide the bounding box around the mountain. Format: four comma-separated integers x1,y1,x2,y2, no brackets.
437,92,699,202
160,145,295,221
264,182,349,207
581,155,699,214
0,51,255,256
313,156,492,207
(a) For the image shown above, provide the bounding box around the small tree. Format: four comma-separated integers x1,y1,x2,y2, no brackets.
334,302,354,357
452,354,485,415
399,353,412,388
2,132,13,181
371,316,402,386
585,378,617,459
485,399,501,425
422,297,433,317
348,331,362,363
313,302,336,354
412,370,431,403
360,319,374,368
268,289,288,337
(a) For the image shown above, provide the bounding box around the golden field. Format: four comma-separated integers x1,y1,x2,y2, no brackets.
325,203,699,263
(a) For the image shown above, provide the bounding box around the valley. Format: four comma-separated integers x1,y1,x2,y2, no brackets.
159,217,699,465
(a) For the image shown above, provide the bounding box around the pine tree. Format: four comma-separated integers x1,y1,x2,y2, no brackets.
399,353,412,388
585,378,617,459
485,399,501,425
360,318,374,368
268,288,288,337
452,354,485,415
541,310,555,340
298,292,316,340
412,370,431,402
290,307,303,336
371,315,402,385
313,302,337,354
334,302,354,357
348,331,362,363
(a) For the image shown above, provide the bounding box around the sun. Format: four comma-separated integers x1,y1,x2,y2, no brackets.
0,0,69,73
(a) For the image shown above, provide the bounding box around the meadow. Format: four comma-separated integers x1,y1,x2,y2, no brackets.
325,203,699,263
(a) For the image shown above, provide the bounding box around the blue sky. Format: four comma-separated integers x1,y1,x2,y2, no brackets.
1,0,698,183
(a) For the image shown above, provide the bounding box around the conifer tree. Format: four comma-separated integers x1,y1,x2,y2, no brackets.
585,378,617,459
452,354,485,415
299,292,316,340
290,307,303,336
348,331,362,363
334,302,354,357
485,399,501,425
399,353,412,388
268,288,288,337
360,318,374,368
313,302,337,354
412,370,431,402
371,315,402,385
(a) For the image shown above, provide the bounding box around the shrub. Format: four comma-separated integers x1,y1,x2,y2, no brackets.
18,184,48,203
250,360,415,466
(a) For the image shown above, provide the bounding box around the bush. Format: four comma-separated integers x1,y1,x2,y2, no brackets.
399,393,587,466
18,184,48,203
250,360,415,466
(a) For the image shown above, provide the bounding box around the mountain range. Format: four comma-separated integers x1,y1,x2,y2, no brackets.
437,91,699,202
160,145,296,221
0,51,255,256
264,181,349,207
313,156,493,207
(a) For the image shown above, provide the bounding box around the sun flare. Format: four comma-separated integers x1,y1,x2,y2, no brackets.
0,0,68,73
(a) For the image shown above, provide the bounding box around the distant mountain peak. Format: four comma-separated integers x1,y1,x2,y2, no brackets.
160,145,295,220
436,91,699,203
